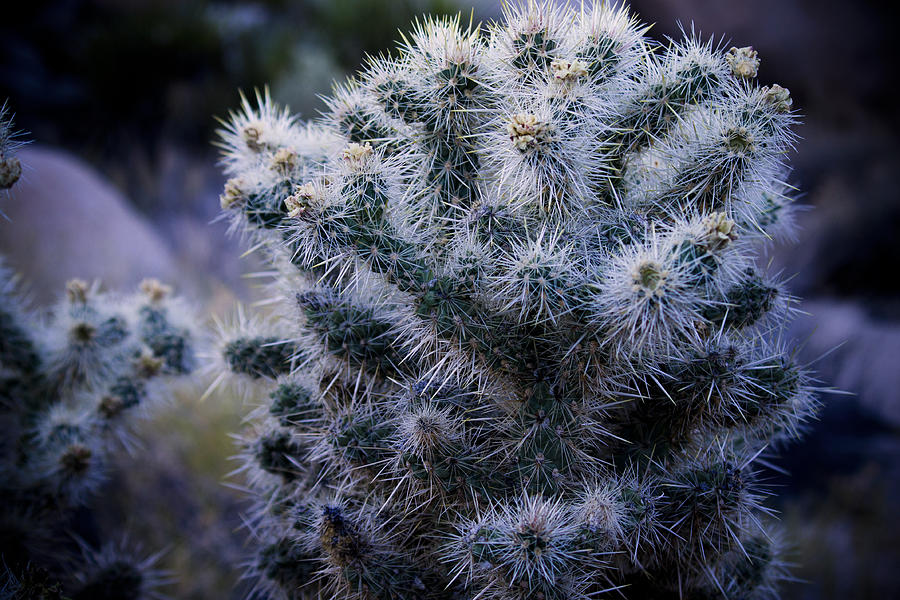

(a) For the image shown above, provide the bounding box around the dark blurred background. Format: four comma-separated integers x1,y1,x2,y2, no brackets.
1,1,898,598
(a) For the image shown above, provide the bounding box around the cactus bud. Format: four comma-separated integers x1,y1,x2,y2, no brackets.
726,46,760,78
763,83,793,113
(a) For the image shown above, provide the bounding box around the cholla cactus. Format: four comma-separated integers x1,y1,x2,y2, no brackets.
214,2,814,599
0,261,196,597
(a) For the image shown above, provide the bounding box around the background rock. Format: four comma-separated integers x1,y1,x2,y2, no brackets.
1,145,183,303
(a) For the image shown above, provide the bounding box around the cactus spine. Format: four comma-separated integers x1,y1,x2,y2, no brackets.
213,3,814,599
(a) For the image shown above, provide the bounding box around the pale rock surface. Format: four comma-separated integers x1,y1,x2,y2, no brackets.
1,145,182,303
787,299,900,427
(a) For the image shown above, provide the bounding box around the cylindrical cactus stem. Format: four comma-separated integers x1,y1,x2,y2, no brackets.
223,336,301,381
651,87,795,217
296,289,406,378
329,80,405,155
255,535,319,596
615,36,731,159
298,501,434,600
656,459,762,574
703,267,781,331
268,379,321,429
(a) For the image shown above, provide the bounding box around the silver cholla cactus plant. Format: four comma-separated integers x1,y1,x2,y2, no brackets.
0,262,195,598
213,2,813,599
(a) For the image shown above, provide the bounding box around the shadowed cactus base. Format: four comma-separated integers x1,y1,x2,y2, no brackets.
211,2,816,598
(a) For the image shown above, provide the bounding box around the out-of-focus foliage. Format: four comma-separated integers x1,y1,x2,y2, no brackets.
1,218,199,598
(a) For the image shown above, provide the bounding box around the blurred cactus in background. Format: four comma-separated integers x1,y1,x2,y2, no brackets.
0,136,199,599
0,102,23,194
211,1,815,598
